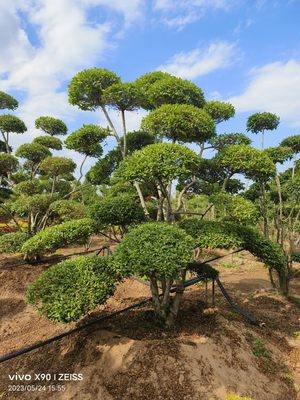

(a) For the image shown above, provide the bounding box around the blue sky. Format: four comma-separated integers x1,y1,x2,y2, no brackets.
1,0,300,174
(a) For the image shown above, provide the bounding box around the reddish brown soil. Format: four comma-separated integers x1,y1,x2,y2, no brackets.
0,247,299,400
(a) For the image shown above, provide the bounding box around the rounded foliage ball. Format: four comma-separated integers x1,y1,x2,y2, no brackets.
111,222,194,278
89,193,145,229
26,255,116,322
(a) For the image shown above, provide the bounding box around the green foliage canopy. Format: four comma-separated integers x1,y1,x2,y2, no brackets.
0,91,18,110
35,116,67,136
180,219,286,272
26,255,116,322
0,154,19,175
144,75,205,110
21,218,94,260
117,143,200,184
142,104,215,143
247,112,280,134
89,193,145,229
203,101,235,124
209,133,251,151
111,222,194,278
0,114,27,134
33,136,63,150
65,124,108,157
16,143,51,164
102,82,144,111
0,232,28,253
280,134,300,154
68,68,120,111
216,144,276,180
39,156,76,177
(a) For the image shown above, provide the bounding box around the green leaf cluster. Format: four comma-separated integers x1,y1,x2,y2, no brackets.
35,116,67,136
68,68,120,111
65,124,108,157
0,232,28,253
117,143,200,184
26,255,116,322
180,219,286,272
89,193,145,229
111,222,194,278
33,136,63,150
21,218,94,259
0,114,27,134
217,144,275,180
142,103,215,143
203,101,235,124
0,91,18,110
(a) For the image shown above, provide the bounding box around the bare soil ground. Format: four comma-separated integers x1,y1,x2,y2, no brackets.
0,243,299,400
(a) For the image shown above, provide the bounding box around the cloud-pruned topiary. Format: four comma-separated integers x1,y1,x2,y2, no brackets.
111,222,194,326
26,255,116,322
180,219,286,272
21,218,94,261
0,232,28,254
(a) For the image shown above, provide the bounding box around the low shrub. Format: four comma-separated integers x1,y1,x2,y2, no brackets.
0,232,28,253
26,255,116,322
21,218,94,261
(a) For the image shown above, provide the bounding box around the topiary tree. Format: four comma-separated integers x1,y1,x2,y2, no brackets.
65,124,108,180
116,142,200,221
203,101,235,124
0,114,27,153
26,255,116,322
21,218,95,261
15,143,52,177
35,116,67,136
111,222,194,327
39,156,76,178
141,104,215,144
247,112,280,149
0,91,18,111
102,82,144,155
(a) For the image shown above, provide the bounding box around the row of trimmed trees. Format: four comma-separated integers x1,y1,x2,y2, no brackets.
0,68,299,327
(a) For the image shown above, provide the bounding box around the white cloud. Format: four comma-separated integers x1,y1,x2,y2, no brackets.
158,41,237,79
153,0,235,29
228,60,300,128
0,1,143,135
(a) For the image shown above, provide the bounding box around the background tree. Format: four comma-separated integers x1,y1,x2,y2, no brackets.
0,91,18,111
65,124,108,180
247,112,280,149
0,114,27,153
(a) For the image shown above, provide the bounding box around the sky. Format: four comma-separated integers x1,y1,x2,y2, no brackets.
1,0,300,175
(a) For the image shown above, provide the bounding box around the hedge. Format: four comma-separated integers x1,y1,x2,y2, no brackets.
21,218,94,260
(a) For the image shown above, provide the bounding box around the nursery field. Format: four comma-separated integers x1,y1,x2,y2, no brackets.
0,243,299,400
1,67,300,400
